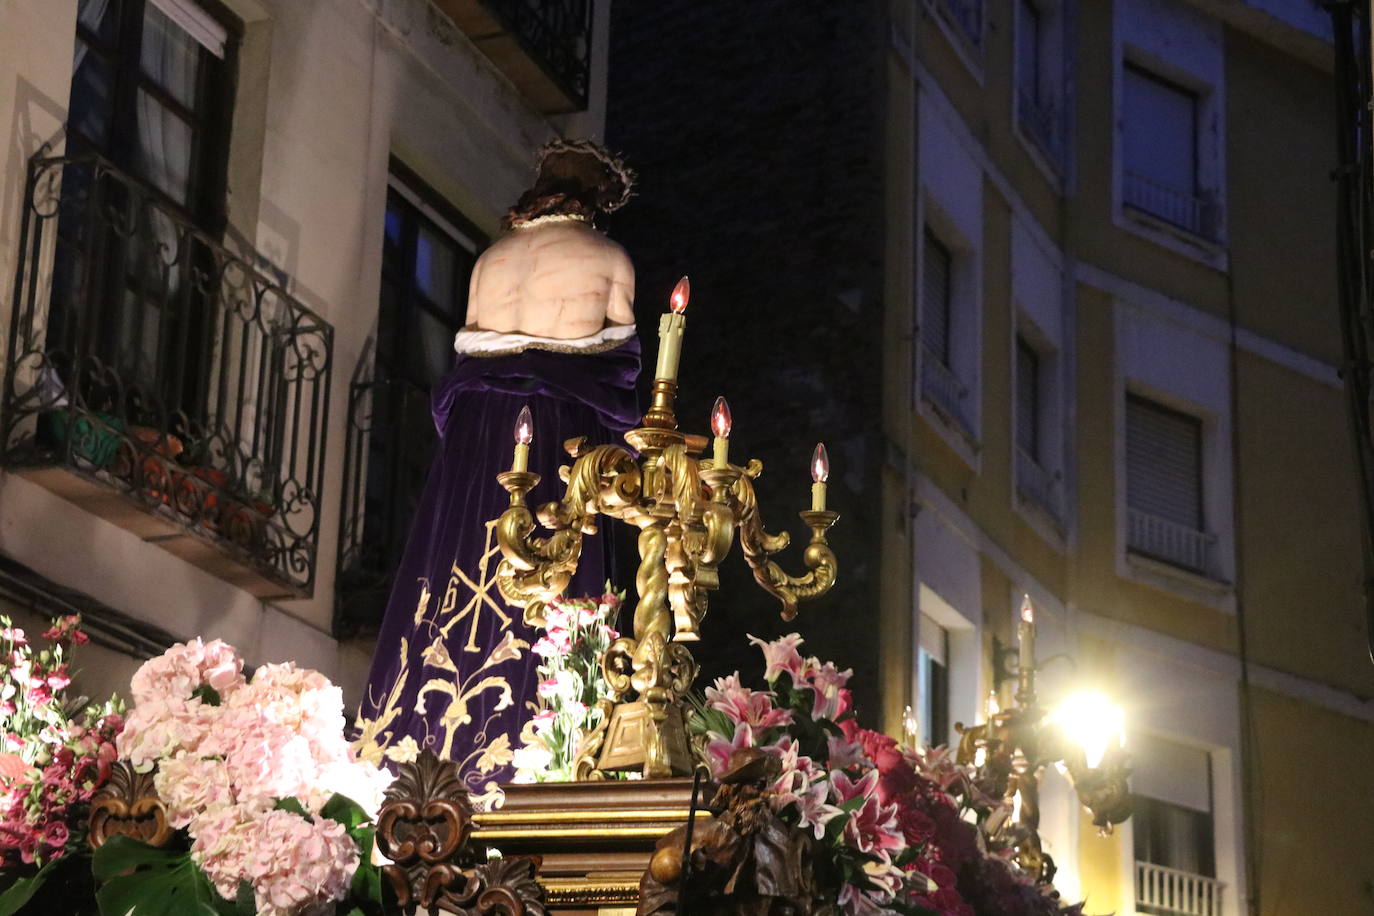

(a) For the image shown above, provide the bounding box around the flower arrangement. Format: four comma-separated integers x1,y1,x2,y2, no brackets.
511,591,622,782
108,638,392,916
690,633,1085,916
0,614,122,869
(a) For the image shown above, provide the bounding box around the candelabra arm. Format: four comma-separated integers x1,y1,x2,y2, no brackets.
494,444,637,628
741,507,839,620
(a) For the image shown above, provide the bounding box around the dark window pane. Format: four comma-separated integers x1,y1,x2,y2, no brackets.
1016,337,1040,458
70,40,115,148
1019,0,1041,101
922,229,953,367
414,224,458,308
77,0,122,47
140,3,204,110
384,205,404,251
1133,796,1215,877
409,308,455,387
134,88,194,203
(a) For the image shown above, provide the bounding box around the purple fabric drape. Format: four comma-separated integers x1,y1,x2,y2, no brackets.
356,338,640,802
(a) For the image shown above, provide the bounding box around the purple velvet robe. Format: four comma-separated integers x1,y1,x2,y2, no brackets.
356,339,640,802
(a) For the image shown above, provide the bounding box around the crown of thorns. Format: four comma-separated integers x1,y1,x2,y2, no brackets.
535,138,636,213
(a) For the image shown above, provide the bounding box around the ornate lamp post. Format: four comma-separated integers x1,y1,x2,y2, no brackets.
493,278,841,778
955,596,1132,883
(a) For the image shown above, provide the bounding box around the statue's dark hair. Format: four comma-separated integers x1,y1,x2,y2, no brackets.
504,139,635,228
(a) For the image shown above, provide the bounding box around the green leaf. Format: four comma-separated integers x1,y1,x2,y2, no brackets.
0,856,60,916
233,879,255,915
190,684,221,707
272,796,312,821
839,795,867,814
93,835,224,916
320,793,368,831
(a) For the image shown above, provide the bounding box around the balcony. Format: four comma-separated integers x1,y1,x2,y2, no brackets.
435,0,593,113
335,370,436,637
1015,446,1062,524
1123,169,1220,241
1127,509,1217,577
1,153,333,598
920,345,976,443
1136,861,1223,916
1018,88,1064,168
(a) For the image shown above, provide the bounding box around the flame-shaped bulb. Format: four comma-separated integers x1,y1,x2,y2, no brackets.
1020,594,1034,624
514,405,533,445
711,397,732,439
811,443,830,483
670,276,690,314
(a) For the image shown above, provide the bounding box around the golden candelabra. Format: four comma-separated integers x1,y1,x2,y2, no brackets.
493,278,840,779
954,598,1132,883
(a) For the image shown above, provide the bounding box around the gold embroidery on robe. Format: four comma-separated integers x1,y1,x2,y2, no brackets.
354,521,527,792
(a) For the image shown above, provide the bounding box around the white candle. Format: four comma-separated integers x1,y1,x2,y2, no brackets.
653,276,690,381
512,405,533,472
1018,594,1035,676
711,396,731,466
810,442,829,511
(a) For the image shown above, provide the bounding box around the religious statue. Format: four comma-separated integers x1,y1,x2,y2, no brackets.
355,140,642,806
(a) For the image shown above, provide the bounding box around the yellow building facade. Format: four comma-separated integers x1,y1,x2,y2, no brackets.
879,1,1373,913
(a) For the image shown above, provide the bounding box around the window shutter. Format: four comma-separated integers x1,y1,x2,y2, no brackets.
1016,337,1040,458
1122,64,1197,195
922,229,952,367
1126,396,1203,530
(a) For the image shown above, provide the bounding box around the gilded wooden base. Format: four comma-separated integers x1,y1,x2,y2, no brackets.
473,778,711,914
595,700,691,776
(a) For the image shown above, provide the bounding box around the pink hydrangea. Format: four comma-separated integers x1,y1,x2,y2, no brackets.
192,806,359,916
154,754,234,829
129,638,245,705
117,696,216,771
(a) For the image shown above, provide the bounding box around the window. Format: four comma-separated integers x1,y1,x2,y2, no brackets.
1132,735,1222,916
1017,0,1042,97
1125,395,1215,575
934,0,984,51
1122,63,1215,238
917,614,950,748
70,0,234,221
922,229,953,369
1016,337,1040,461
57,0,237,402
377,171,482,388
918,224,978,444
1014,335,1062,522
336,165,485,635
1014,0,1066,169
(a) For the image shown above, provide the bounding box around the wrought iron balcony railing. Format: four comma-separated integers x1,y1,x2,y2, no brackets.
1015,446,1062,524
1126,509,1217,578
436,0,593,113
920,344,976,443
335,370,436,637
1018,88,1064,168
1,153,333,597
1123,169,1221,241
1136,860,1223,916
